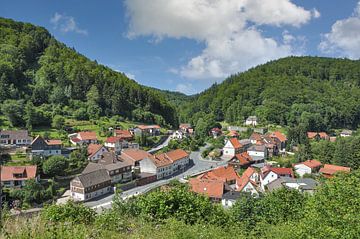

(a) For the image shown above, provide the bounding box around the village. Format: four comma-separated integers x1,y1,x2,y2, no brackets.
0,115,353,211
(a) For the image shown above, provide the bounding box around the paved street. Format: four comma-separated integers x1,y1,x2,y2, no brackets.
147,135,171,154
86,145,227,211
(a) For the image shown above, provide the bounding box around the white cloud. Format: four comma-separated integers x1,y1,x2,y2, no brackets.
50,13,88,35
124,0,318,80
176,83,195,95
319,1,360,59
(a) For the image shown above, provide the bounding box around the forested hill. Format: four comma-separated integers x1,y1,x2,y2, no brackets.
0,17,178,128
179,56,360,131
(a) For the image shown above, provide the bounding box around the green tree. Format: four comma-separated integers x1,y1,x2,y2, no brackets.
42,155,68,176
51,115,65,130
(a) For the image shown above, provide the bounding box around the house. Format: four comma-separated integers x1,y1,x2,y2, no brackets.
247,145,267,160
134,125,161,137
260,166,294,190
197,166,239,187
114,129,133,141
307,132,329,140
69,131,98,145
236,172,259,196
228,152,253,169
222,191,241,208
319,164,351,178
239,139,252,150
171,130,185,140
0,130,32,146
120,149,153,167
242,167,259,183
227,130,239,138
223,138,243,157
105,136,123,154
210,128,222,138
0,165,38,188
261,136,279,157
250,132,262,144
268,131,287,151
87,144,108,161
294,160,322,177
189,178,225,202
29,135,63,157
245,116,258,126
70,168,112,201
267,178,319,194
340,130,352,137
139,149,190,179
179,123,193,135
83,152,133,184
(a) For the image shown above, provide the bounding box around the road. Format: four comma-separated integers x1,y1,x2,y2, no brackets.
147,135,171,154
85,145,227,211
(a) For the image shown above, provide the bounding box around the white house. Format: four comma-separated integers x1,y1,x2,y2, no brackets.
260,166,294,191
247,145,267,158
139,149,189,179
245,116,258,126
69,131,98,145
70,168,112,201
87,144,108,161
0,165,38,188
0,130,32,146
222,191,241,208
340,130,352,137
223,138,242,157
105,136,123,154
294,160,322,177
171,130,185,140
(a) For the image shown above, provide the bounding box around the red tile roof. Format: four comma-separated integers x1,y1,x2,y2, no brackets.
105,136,122,143
228,130,239,137
1,165,37,181
87,144,106,158
199,166,239,183
307,132,329,139
262,166,294,178
250,132,262,141
114,130,133,139
46,139,62,145
319,164,350,177
297,160,322,169
269,131,287,142
242,167,256,178
229,138,242,149
120,149,152,163
163,149,189,162
151,154,173,167
233,152,252,166
179,124,191,129
189,178,224,199
78,131,97,140
137,125,161,130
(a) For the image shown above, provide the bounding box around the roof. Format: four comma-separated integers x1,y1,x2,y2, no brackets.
246,116,257,121
307,132,329,139
233,152,252,166
0,165,37,181
137,125,161,130
267,178,319,192
222,191,241,200
76,168,111,188
87,144,106,158
239,139,251,145
250,132,262,141
229,138,242,149
242,167,257,178
46,139,62,145
248,144,266,152
163,149,189,162
189,178,224,199
227,130,239,137
269,131,287,142
150,154,173,167
262,166,294,178
296,160,322,169
78,131,97,140
114,130,133,139
198,166,239,183
105,136,122,143
120,149,153,163
340,129,352,135
236,174,255,192
319,164,351,175
179,123,191,129
0,130,30,139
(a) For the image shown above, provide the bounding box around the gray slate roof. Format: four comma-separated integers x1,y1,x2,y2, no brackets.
267,177,318,192
76,168,111,188
222,191,241,200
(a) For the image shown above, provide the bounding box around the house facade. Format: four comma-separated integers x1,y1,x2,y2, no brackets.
245,116,258,126
223,138,243,157
294,160,322,177
0,165,38,188
0,130,32,146
30,135,63,157
70,168,112,201
134,125,161,137
87,144,108,161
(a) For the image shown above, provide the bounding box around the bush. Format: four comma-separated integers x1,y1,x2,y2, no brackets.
42,155,68,176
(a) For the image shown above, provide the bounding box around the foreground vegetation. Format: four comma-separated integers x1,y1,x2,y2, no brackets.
1,171,359,238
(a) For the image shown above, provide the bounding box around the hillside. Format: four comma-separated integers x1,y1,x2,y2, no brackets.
179,57,360,131
0,17,178,128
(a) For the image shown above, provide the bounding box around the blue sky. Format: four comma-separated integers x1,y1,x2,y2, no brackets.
1,0,360,95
